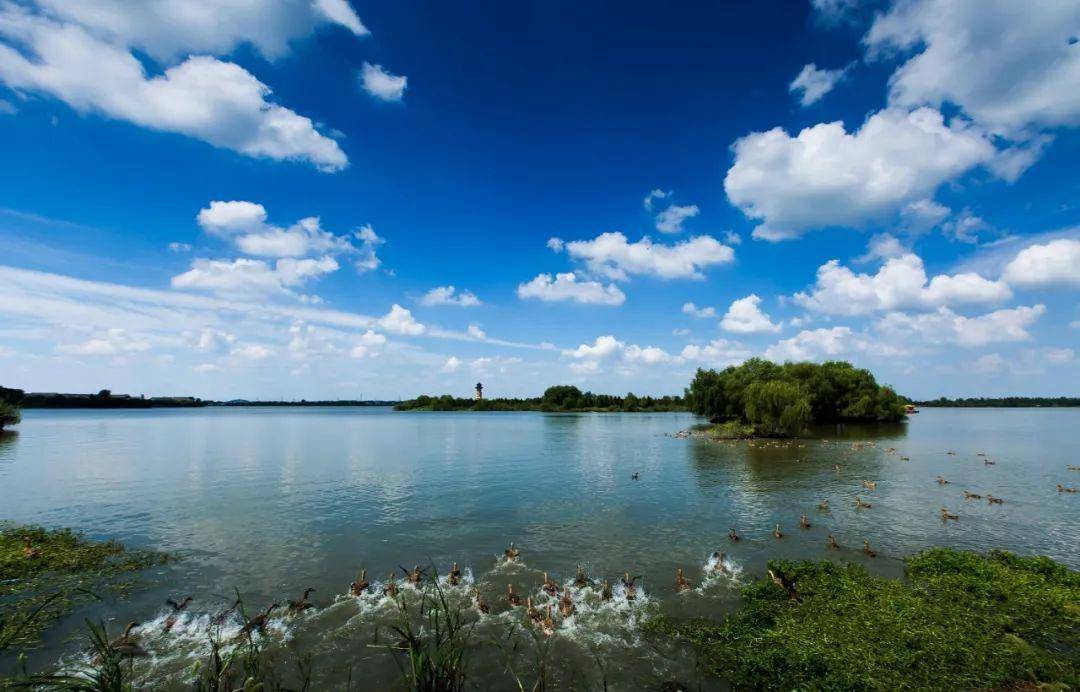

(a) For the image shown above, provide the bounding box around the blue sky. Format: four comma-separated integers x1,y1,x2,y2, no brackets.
0,0,1078,400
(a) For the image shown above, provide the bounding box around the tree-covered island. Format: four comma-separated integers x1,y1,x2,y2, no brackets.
685,358,907,437
395,385,686,412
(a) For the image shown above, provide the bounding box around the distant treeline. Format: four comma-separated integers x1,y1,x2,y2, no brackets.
395,385,686,412
915,397,1080,408
0,387,395,409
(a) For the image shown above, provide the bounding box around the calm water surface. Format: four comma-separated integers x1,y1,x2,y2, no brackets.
2,407,1078,688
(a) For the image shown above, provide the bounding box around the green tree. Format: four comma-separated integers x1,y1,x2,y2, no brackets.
744,380,811,436
0,400,21,431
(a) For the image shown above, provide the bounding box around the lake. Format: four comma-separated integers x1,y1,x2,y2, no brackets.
2,407,1078,688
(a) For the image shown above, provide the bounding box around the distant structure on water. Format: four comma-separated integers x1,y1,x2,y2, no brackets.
475,382,484,401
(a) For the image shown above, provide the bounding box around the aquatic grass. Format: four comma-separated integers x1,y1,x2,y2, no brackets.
645,549,1080,690
0,524,170,650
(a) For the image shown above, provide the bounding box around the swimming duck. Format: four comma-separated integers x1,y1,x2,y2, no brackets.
1067,465,1079,471
384,573,399,598
504,542,520,561
675,568,692,593
861,480,877,491
21,536,39,560
855,496,872,509
984,460,996,466
817,499,830,511
946,451,956,456
710,551,728,574
98,622,146,662
621,572,638,601
574,565,589,588
940,507,959,521
728,527,740,541
526,597,542,623
1058,484,1077,493
601,580,614,601
163,596,193,632
862,539,877,558
936,476,950,485
963,490,982,500
834,464,842,473
631,472,640,481
827,534,840,550
542,572,560,596
800,514,811,529
540,605,556,636
507,583,523,607
773,523,784,539
473,587,489,614
350,570,369,596
448,562,462,586
288,587,316,614
900,456,910,461
240,604,279,637
211,598,241,626
987,494,1004,504
559,589,575,617
406,565,423,585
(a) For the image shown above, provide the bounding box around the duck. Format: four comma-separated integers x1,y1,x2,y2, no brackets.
406,565,423,585
855,496,872,509
940,507,959,521
936,476,950,485
526,597,542,623
800,514,811,529
827,534,841,550
862,539,877,558
710,551,728,574
109,622,146,658
621,572,638,601
984,460,996,466
288,587,316,614
834,464,842,473
963,490,982,500
728,527,740,541
768,569,802,603
946,451,956,456
163,595,193,632
473,588,490,614
987,494,1004,505
211,599,241,626
350,570,369,596
574,564,589,588
540,605,556,636
773,523,784,539
240,604,279,637
504,542,521,561
861,480,877,491
601,580,614,601
817,499,830,511
383,573,399,598
1058,484,1077,493
21,536,39,560
1067,465,1079,471
559,589,575,617
448,562,462,586
675,568,692,592
631,472,640,481
507,583,523,607
900,456,910,461
542,572,560,596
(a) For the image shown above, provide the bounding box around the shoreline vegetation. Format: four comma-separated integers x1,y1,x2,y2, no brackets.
915,396,1080,407
395,385,686,413
686,359,907,438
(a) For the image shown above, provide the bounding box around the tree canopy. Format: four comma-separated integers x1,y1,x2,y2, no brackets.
685,358,906,435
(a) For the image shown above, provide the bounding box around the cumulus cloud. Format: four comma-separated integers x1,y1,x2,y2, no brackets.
168,242,192,253
231,343,273,359
1002,239,1080,287
865,0,1080,137
643,189,671,211
942,209,992,244
378,304,425,335
562,335,671,370
441,356,462,373
720,294,781,333
420,286,481,307
0,4,348,171
793,253,1011,316
764,326,860,362
349,330,387,358
360,62,407,102
517,272,626,306
171,256,339,298
876,304,1046,347
678,338,752,366
789,63,848,106
553,232,734,281
682,302,717,319
724,108,999,241
654,204,699,234
57,328,151,356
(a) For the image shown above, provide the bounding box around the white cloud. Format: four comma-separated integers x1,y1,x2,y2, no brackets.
720,294,781,334
794,253,1011,316
971,353,1006,374
623,345,670,364
194,363,222,373
555,231,734,280
811,0,860,25
171,256,339,298
564,335,624,360
563,335,671,369
0,6,348,171
876,304,1046,347
312,0,369,39
865,0,1080,137
197,201,269,236
349,329,386,358
654,204,699,234
723,231,742,245
764,326,859,362
420,286,481,307
360,62,407,102
0,98,16,114
231,343,273,359
678,338,752,367
196,200,370,260
1002,239,1080,288
168,242,192,253
856,233,907,263
1045,348,1075,365
57,328,150,356
724,108,998,241
790,63,848,106
378,304,425,336
441,356,462,373
899,198,951,235
643,189,671,211
682,302,716,319
517,272,626,306
942,209,992,244
466,324,486,340
352,224,384,273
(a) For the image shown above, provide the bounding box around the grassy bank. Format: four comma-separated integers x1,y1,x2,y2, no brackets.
0,524,171,650
645,548,1079,690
